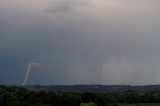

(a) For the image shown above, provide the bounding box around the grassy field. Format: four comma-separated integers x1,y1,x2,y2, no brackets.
115,103,160,106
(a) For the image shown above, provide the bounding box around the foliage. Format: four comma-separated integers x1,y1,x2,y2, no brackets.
1,85,160,106
80,102,97,106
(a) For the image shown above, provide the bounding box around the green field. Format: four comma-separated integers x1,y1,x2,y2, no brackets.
116,103,160,106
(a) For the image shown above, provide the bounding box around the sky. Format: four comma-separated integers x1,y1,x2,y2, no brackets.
1,0,160,85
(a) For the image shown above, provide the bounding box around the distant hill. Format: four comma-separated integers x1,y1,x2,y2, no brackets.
24,85,160,93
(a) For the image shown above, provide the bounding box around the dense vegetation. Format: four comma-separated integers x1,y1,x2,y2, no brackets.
1,85,160,106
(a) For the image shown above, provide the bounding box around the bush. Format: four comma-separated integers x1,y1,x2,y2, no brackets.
80,102,97,106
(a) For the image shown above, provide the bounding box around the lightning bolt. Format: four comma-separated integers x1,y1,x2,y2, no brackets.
22,63,40,86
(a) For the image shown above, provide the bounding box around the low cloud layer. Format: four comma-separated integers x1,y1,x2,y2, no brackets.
0,0,160,85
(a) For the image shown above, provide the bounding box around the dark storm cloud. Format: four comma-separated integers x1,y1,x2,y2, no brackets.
1,0,160,85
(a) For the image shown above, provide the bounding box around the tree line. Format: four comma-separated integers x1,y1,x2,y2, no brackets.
1,85,160,106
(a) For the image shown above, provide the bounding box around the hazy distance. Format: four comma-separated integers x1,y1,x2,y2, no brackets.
0,0,160,85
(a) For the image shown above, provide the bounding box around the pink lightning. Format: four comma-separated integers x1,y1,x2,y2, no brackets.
22,63,40,86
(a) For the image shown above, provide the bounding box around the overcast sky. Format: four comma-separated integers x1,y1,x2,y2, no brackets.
1,0,160,85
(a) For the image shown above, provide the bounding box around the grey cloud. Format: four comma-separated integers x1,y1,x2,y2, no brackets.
46,0,89,13
0,0,160,85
